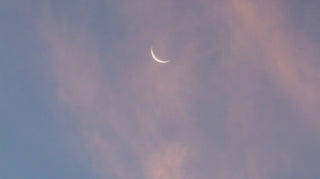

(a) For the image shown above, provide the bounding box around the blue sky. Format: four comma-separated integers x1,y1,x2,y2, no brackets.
1,2,94,178
1,0,320,178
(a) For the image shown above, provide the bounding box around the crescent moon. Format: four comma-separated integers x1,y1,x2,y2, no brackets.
151,48,169,63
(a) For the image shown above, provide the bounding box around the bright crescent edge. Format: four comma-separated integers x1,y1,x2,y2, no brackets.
151,48,169,63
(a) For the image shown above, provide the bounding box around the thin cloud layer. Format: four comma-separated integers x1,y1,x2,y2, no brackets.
37,0,320,178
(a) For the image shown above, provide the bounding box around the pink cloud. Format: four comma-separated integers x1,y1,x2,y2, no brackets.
37,0,320,178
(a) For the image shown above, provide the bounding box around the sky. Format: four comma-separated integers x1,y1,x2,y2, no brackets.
1,0,320,178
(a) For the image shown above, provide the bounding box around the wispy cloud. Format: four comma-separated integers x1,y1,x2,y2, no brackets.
36,0,320,178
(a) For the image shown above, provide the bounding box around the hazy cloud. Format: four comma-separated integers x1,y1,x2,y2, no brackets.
37,0,320,178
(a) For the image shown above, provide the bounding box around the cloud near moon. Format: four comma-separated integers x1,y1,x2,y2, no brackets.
37,0,320,178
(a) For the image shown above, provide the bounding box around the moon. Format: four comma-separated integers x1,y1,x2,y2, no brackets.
151,47,169,63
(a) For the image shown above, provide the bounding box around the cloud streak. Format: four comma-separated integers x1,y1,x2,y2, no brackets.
36,0,320,178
